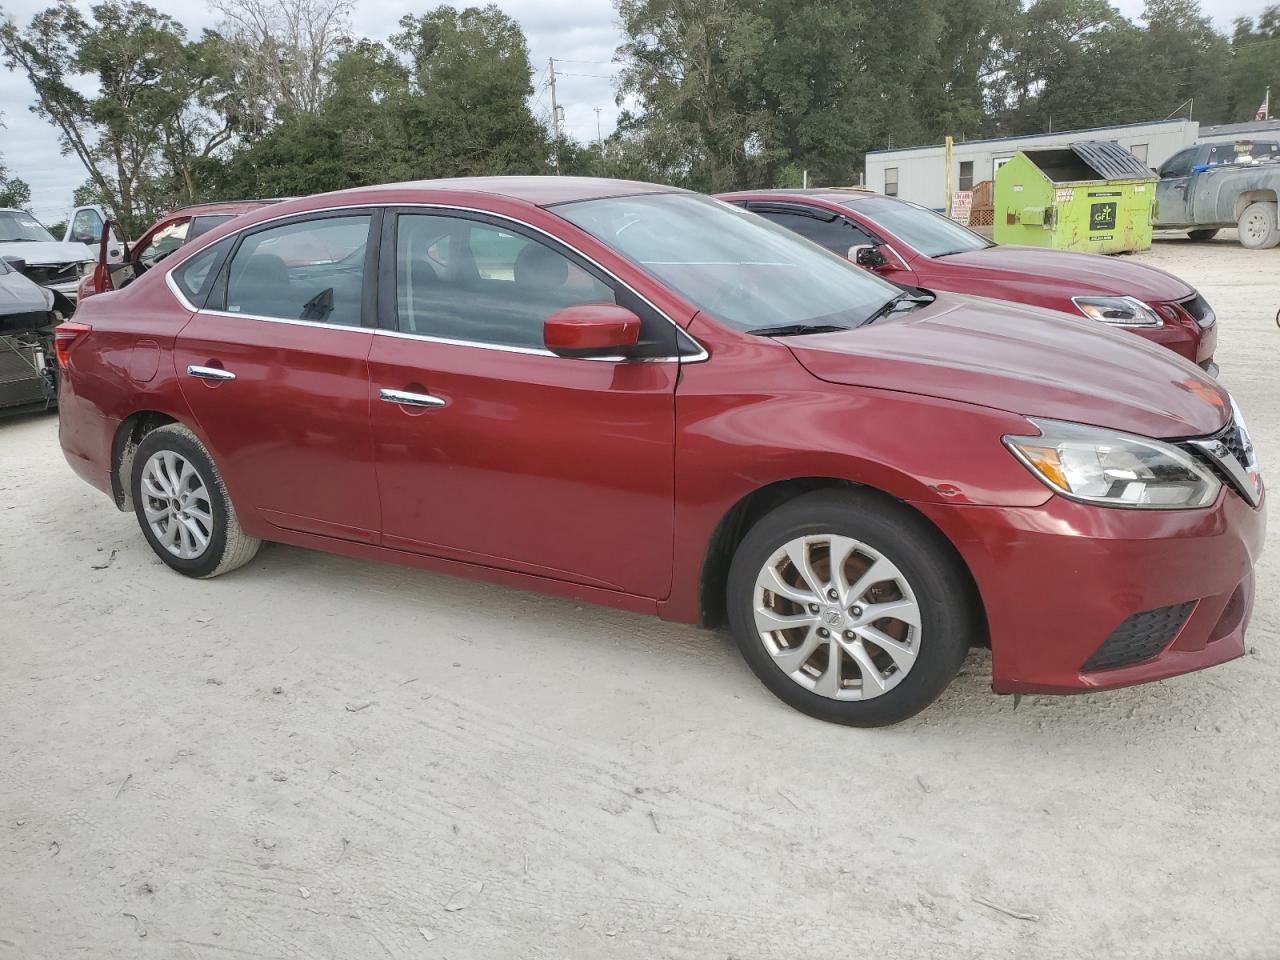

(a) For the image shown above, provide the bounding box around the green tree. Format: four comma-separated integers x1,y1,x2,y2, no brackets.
390,5,546,176
0,1,239,235
0,157,31,208
1228,7,1280,121
1140,0,1230,123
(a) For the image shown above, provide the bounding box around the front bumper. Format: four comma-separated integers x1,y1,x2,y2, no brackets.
913,485,1265,694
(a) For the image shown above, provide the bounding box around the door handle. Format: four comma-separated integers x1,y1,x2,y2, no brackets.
187,364,236,381
380,388,446,408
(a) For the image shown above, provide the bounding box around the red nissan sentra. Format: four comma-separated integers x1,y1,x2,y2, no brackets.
56,178,1265,726
719,189,1219,374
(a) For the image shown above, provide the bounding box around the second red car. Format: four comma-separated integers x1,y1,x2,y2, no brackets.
720,189,1218,373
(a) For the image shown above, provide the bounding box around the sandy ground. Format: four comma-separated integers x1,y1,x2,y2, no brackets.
2,232,1278,960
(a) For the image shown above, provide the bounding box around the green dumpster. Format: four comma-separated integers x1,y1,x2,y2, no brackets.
993,142,1157,254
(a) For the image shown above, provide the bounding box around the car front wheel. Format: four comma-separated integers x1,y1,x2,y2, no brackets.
130,423,261,578
726,489,975,726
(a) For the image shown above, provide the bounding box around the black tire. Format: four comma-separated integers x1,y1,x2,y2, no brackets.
1237,202,1280,250
1187,229,1219,242
130,423,261,578
726,489,976,726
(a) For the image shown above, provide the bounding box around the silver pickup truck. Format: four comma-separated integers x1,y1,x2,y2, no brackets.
1155,142,1280,248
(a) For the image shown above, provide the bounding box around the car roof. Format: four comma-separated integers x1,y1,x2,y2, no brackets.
167,199,286,218
719,188,882,206
335,176,685,207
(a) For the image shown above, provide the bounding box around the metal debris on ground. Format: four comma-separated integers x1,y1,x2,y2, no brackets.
972,894,1041,922
444,881,483,912
90,549,118,570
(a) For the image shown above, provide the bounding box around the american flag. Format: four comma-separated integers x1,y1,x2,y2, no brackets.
1257,88,1271,121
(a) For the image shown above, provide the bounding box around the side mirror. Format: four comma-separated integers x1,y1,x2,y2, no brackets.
2,255,27,273
544,303,642,358
850,244,886,268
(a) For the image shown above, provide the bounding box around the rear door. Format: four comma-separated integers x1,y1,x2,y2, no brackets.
172,209,382,543
366,208,681,597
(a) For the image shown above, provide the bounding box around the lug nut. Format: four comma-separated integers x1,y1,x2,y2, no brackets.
808,603,820,614
817,628,829,638
827,589,839,601
844,630,855,640
850,605,863,617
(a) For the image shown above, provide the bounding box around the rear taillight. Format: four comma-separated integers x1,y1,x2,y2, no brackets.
54,322,92,368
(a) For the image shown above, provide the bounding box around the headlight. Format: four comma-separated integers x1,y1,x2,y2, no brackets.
1072,295,1162,327
79,261,94,277
1004,419,1220,509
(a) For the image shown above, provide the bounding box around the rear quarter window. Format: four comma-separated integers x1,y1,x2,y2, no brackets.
172,238,232,307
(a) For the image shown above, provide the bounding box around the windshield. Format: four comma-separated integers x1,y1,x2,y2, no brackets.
0,211,57,243
553,193,902,332
846,196,990,258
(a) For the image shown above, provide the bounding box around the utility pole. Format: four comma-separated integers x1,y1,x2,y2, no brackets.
594,106,603,149
548,57,561,173
944,135,954,218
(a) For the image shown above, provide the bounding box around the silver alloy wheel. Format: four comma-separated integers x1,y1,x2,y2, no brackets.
753,535,921,701
140,450,214,560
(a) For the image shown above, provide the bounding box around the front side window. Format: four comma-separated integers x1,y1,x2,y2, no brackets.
396,213,616,350
137,220,191,269
225,215,370,326
753,209,877,256
1160,149,1195,179
554,193,901,334
884,168,899,197
958,161,974,192
845,196,990,258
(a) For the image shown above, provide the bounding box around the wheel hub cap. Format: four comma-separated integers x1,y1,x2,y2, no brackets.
752,534,922,701
141,450,213,560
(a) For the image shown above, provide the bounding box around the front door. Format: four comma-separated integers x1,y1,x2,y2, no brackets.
173,210,382,543
366,209,679,598
1154,148,1196,225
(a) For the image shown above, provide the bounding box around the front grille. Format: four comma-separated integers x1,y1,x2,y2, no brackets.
23,262,80,287
1182,410,1260,506
0,340,51,408
1179,293,1215,328
1082,602,1195,672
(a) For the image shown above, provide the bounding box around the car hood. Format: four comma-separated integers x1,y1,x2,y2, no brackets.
787,294,1229,439
0,240,95,265
0,272,53,315
935,245,1195,302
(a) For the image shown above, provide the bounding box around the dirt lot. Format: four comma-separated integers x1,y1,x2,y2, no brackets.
2,232,1277,959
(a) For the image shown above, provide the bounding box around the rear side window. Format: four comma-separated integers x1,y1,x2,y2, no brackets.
225,215,370,326
189,214,234,239
172,238,232,307
753,209,878,256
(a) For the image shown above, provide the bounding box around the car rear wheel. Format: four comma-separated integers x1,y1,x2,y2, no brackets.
130,424,261,578
1186,228,1219,242
726,489,975,726
1237,202,1280,250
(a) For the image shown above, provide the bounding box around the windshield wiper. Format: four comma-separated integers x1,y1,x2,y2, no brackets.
861,292,931,326
747,323,854,337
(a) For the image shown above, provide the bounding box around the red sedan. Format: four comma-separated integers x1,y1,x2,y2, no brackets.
719,189,1218,374
56,178,1264,726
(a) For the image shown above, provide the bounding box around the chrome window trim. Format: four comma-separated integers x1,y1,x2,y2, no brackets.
164,200,709,364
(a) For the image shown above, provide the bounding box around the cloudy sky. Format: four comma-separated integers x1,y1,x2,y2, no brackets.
0,0,1268,223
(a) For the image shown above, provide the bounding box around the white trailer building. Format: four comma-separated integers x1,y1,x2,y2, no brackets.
864,119,1198,210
